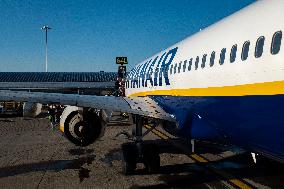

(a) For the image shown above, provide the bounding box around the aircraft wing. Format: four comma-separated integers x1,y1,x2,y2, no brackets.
0,90,175,122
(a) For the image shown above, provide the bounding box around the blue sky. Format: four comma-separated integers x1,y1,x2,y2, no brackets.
0,0,255,72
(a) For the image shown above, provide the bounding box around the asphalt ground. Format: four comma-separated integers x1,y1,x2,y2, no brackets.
0,117,283,189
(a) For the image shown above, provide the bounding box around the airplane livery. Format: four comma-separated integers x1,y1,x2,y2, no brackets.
0,0,283,173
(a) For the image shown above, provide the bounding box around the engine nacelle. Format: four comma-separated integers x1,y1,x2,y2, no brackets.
60,106,108,146
23,102,42,117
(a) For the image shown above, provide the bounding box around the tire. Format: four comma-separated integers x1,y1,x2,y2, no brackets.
121,143,137,175
143,144,160,173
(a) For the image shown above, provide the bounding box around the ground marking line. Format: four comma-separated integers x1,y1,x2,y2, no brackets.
144,125,253,189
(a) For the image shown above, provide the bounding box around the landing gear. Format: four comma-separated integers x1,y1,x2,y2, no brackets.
121,143,137,175
142,143,160,173
121,143,160,175
121,116,160,175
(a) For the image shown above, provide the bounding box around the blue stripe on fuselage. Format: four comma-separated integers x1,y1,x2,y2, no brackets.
151,95,284,161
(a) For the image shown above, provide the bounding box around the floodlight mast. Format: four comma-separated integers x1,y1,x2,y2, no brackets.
41,25,52,72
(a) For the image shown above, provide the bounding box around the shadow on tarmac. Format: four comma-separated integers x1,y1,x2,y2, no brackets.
0,148,96,183
106,139,284,189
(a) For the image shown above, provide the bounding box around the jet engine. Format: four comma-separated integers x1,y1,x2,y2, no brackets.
23,102,42,117
60,106,109,146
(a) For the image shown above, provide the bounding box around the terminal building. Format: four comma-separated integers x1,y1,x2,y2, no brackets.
0,72,117,95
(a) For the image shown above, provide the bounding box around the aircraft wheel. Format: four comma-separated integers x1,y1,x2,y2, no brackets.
121,143,137,175
143,144,160,173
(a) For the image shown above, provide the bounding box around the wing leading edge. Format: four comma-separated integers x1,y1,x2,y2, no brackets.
0,90,176,122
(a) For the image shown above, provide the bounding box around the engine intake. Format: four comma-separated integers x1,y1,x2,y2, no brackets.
60,106,107,146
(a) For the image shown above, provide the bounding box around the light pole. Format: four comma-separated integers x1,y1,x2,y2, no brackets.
41,25,52,72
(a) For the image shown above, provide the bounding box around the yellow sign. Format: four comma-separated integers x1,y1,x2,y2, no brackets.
116,57,128,64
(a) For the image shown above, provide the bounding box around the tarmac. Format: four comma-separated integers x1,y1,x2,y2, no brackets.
0,116,283,189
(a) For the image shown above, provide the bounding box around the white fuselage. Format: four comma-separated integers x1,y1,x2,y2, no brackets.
126,0,284,97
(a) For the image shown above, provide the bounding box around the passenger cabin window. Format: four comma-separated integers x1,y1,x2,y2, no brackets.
195,56,199,70
188,58,193,71
241,41,250,61
271,31,282,55
178,62,182,73
230,45,237,63
201,54,207,68
210,51,215,67
219,48,226,65
174,63,177,74
183,60,187,72
255,36,265,58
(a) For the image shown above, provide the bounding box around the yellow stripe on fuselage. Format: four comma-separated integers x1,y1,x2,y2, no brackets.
129,80,284,97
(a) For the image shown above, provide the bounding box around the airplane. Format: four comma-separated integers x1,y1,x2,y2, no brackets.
0,0,283,174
